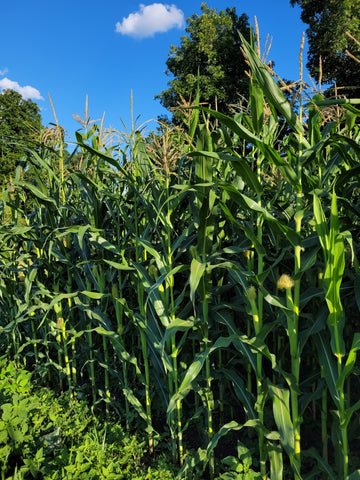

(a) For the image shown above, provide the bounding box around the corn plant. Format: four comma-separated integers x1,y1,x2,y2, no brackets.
1,25,360,480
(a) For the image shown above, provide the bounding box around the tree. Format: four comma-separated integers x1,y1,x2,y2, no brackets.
290,0,360,96
156,2,251,122
0,89,42,188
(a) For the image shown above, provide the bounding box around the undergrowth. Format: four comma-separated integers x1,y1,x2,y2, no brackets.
0,356,178,480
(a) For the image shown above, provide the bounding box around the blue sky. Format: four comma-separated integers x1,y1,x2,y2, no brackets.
1,1,308,146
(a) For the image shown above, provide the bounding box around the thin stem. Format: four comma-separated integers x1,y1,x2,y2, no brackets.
256,155,266,480
203,298,214,480
248,289,266,480
86,277,97,404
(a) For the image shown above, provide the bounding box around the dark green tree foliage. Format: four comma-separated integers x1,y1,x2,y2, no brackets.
0,89,42,188
156,2,250,122
291,0,360,96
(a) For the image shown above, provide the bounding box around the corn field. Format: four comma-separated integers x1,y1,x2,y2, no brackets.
2,34,360,480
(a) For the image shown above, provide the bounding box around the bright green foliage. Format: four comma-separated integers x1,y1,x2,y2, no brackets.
290,0,360,95
218,441,261,479
0,358,177,479
0,89,42,188
2,27,360,480
156,2,250,122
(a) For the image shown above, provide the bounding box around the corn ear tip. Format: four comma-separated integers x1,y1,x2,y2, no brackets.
247,286,257,301
277,274,295,290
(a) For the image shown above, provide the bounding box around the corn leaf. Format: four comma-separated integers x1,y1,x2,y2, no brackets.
190,151,263,196
268,384,294,458
189,258,206,305
239,33,306,142
13,181,58,206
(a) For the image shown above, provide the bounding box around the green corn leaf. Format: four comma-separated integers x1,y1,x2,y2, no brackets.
304,98,360,108
314,191,346,357
190,151,263,196
135,237,161,262
189,258,206,305
213,309,257,374
122,387,149,424
195,126,213,186
203,420,243,466
133,262,171,328
298,287,324,309
336,333,360,392
75,133,134,179
26,150,59,180
341,230,359,269
347,470,360,480
250,76,264,135
337,164,360,189
219,185,300,247
7,226,33,235
268,384,294,458
307,94,323,145
325,192,345,356
135,310,173,376
151,265,187,294
193,107,262,146
328,190,342,262
262,144,301,190
13,180,57,206
260,286,289,310
89,234,123,256
303,448,337,480
71,224,92,250
133,133,152,179
70,171,99,190
203,418,276,470
170,223,196,256
268,441,284,480
104,259,134,271
238,191,279,220
47,246,72,265
340,399,360,431
221,369,256,419
239,33,306,141
298,309,327,355
167,351,208,421
218,201,265,255
188,72,200,141
161,317,195,351
313,193,329,257
146,340,171,407
227,267,249,291
45,292,78,313
193,106,299,189
80,291,108,300
94,326,142,377
197,192,215,257
237,334,277,369
167,336,236,419
315,333,339,407
299,379,326,417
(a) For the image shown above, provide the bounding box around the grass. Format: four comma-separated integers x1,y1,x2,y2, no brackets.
1,28,360,480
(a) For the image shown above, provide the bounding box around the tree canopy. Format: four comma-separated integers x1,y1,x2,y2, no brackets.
0,89,42,188
156,2,251,122
290,0,360,96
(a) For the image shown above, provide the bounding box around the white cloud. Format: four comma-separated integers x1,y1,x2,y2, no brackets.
0,68,8,76
0,77,43,100
115,3,184,38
